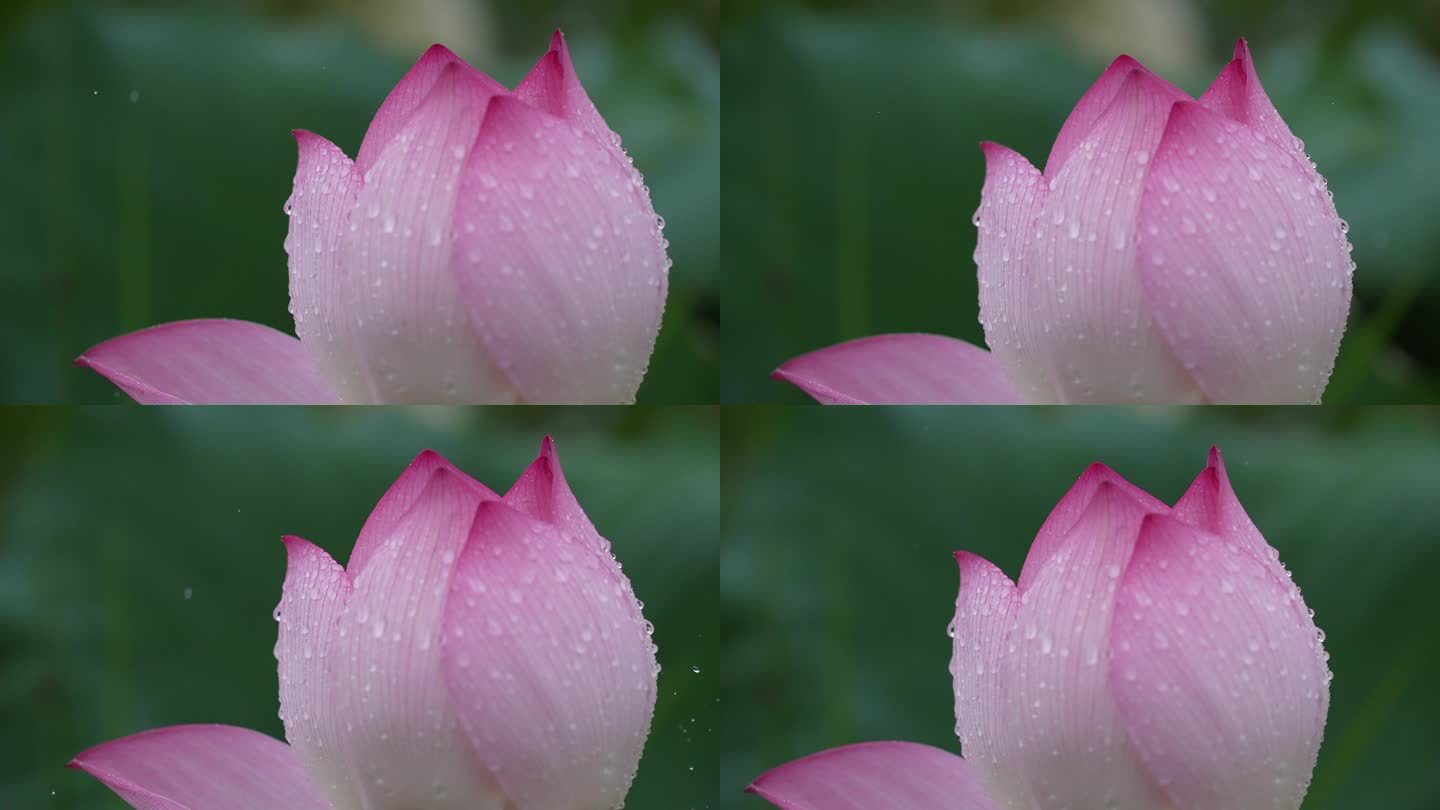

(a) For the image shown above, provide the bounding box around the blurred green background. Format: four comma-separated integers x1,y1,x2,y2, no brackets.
723,406,1440,808
723,0,1440,403
0,0,718,403
0,406,718,809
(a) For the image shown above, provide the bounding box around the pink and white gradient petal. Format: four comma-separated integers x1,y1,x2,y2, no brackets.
284,130,368,402
1023,69,1202,403
514,31,615,148
1109,513,1329,810
773,333,1023,404
1043,55,1187,177
451,94,667,404
747,741,996,810
949,553,1027,808
503,436,611,559
1198,39,1306,166
973,142,1052,401
994,483,1171,808
441,500,657,810
273,536,360,809
338,64,516,404
1136,101,1351,403
75,318,341,404
324,468,506,809
69,724,331,810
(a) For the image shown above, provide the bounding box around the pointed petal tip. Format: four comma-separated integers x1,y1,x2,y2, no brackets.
421,42,462,63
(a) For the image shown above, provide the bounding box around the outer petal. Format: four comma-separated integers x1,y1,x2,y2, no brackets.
514,31,613,147
747,742,996,810
324,467,506,810
502,436,611,558
1198,39,1304,162
1109,513,1330,810
1044,54,1188,177
285,130,369,403
274,536,360,809
973,143,1051,402
441,500,657,810
1023,69,1203,403
76,319,341,404
1135,101,1351,403
1017,462,1168,591
339,63,517,403
355,44,505,173
949,553,1026,808
772,334,1024,405
452,94,668,404
347,449,498,578
69,725,330,810
993,483,1170,808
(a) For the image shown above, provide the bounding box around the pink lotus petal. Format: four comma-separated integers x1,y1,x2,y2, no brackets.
441,499,657,810
1025,68,1203,403
1199,39,1305,164
356,44,504,173
347,449,498,578
1044,55,1189,177
948,553,1027,803
772,334,1023,404
973,142,1053,401
326,467,507,809
1136,100,1351,403
339,64,517,403
747,742,995,810
1170,447,1276,571
284,130,369,402
1018,462,1167,591
451,94,667,403
503,436,611,558
995,482,1171,807
75,319,341,404
273,536,360,809
514,31,613,147
1109,512,1329,810
70,724,330,810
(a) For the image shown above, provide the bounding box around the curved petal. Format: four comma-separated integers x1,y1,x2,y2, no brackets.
747,742,996,810
772,334,1023,405
514,31,613,147
285,130,369,403
949,553,1026,808
993,483,1170,808
1198,39,1305,164
274,536,360,809
347,449,498,578
502,436,612,558
1017,462,1168,591
76,319,341,404
69,725,330,810
441,500,657,810
1044,54,1189,177
1109,513,1329,810
325,468,506,810
1136,101,1351,403
338,63,517,403
452,94,668,404
1023,68,1202,403
356,44,505,173
973,142,1052,401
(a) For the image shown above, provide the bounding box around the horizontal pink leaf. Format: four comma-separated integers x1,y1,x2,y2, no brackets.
748,741,995,810
76,319,341,404
773,334,1023,404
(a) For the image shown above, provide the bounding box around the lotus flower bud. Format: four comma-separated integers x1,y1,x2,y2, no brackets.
78,34,669,404
72,440,660,810
750,449,1331,810
774,40,1352,405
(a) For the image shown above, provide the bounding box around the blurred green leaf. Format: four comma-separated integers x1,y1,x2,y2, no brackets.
722,406,1440,809
0,407,717,809
0,5,717,403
